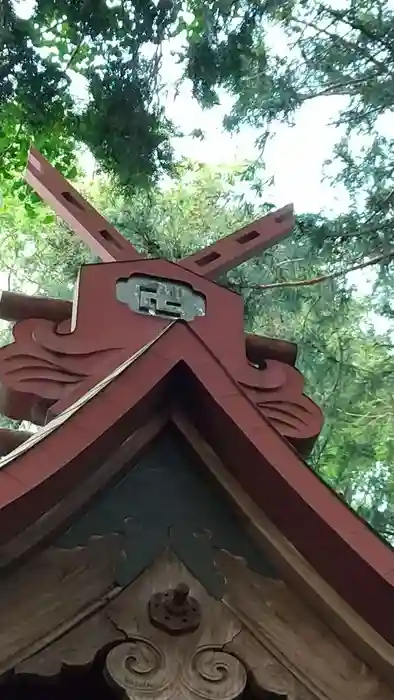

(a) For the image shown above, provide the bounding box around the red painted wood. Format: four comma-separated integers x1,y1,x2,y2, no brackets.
26,148,294,279
245,333,297,367
0,291,72,323
179,205,294,279
26,148,142,263
0,347,176,534
0,429,33,457
0,257,322,448
0,294,295,368
0,325,392,644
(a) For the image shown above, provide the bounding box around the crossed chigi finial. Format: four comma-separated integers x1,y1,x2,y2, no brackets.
26,147,295,277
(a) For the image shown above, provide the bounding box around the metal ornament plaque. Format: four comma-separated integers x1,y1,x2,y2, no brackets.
116,275,206,321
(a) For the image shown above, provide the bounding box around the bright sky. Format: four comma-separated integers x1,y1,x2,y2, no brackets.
167,92,350,217
12,0,350,217
7,0,393,324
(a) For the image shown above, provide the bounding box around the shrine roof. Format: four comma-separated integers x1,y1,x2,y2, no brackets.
0,322,393,650
0,148,393,669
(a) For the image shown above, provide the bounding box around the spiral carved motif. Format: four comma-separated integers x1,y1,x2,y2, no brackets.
105,638,247,700
105,639,174,698
182,646,247,700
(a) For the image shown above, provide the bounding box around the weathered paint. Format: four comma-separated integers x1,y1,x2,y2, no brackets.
59,427,277,595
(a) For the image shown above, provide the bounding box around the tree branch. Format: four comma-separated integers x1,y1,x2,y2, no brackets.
324,7,394,57
65,37,85,70
297,74,380,105
242,249,394,292
291,17,388,72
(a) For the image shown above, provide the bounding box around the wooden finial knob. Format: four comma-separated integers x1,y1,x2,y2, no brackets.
149,582,200,635
172,583,190,607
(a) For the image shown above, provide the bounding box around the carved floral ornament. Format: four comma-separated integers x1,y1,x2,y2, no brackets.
8,549,322,700
103,584,244,700
99,563,394,700
104,638,247,700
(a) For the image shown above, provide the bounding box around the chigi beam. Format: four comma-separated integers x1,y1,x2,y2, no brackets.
26,148,294,276
178,204,294,279
26,148,142,263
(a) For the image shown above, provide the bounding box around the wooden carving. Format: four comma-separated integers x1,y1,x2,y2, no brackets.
9,548,393,700
0,304,321,452
216,549,394,700
237,357,321,453
13,550,298,698
0,534,122,673
0,315,123,423
0,285,322,454
104,639,247,700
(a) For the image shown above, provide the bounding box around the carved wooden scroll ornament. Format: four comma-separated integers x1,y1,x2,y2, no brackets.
105,639,247,700
8,549,392,699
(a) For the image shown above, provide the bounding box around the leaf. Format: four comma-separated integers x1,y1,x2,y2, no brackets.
67,166,78,179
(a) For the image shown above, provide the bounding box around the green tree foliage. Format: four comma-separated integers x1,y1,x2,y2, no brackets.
1,0,178,189
4,0,394,304
0,0,266,191
1,161,394,542
217,0,394,300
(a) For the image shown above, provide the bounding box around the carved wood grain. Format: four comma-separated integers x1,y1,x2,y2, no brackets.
0,534,122,673
12,548,229,676
217,549,394,700
13,613,122,679
15,550,297,699
104,639,247,700
0,444,391,700
227,630,315,700
172,411,394,686
13,548,393,699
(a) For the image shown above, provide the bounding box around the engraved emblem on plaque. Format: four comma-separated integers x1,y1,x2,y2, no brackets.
116,276,206,321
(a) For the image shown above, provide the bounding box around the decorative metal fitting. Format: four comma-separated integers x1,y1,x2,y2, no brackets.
149,583,201,635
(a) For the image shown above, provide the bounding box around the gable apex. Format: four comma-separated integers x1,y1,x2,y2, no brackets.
0,325,391,653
